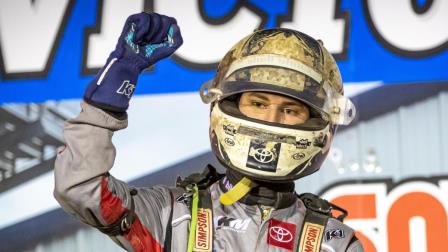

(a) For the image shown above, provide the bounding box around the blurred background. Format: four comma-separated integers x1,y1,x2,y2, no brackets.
0,0,447,251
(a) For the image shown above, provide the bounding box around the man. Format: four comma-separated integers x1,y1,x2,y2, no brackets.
54,12,363,252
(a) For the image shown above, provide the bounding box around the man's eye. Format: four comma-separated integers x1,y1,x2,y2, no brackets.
283,108,298,115
251,101,266,108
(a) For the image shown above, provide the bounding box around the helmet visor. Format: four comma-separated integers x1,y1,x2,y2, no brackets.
200,72,356,125
200,54,356,125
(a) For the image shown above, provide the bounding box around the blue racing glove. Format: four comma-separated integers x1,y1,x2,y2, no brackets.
84,12,183,112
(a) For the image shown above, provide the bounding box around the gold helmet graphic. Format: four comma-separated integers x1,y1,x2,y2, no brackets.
200,28,356,183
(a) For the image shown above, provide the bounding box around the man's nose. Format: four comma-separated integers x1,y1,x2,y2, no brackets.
263,108,282,124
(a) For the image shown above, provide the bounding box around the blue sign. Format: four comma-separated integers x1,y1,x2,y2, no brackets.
1,0,447,104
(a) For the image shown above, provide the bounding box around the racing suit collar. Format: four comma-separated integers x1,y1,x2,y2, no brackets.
220,169,297,209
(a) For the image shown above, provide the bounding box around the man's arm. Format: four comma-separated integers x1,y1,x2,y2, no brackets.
54,102,175,251
53,12,183,251
347,238,365,252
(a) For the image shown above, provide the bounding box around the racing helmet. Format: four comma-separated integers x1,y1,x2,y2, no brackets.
200,28,355,182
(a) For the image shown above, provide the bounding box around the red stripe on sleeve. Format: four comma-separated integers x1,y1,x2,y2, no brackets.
101,177,164,252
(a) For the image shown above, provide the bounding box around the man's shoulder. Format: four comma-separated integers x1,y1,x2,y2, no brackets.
297,192,364,251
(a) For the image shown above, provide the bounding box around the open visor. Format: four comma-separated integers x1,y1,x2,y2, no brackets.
322,82,356,125
200,54,356,125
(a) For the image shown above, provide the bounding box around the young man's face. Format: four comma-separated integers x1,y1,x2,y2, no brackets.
238,92,310,125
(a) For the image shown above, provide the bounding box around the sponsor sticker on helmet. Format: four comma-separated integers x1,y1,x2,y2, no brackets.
223,124,237,135
246,140,281,172
224,138,235,146
292,152,306,160
296,139,312,149
267,218,297,251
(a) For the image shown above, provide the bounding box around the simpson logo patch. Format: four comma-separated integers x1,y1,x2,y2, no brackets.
298,222,324,252
194,208,212,252
267,218,297,251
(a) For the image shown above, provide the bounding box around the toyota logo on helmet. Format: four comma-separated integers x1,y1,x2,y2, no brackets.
249,147,276,163
269,226,293,243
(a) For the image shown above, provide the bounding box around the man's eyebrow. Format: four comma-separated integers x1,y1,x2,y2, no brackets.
247,93,307,107
247,93,269,101
281,101,307,107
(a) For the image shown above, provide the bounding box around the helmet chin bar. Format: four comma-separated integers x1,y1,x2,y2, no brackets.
213,143,326,182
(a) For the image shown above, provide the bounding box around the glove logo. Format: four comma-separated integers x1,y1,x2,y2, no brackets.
116,80,135,98
144,26,176,58
125,23,139,54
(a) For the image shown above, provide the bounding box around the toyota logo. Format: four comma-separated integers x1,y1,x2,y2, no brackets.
269,226,293,243
252,148,275,163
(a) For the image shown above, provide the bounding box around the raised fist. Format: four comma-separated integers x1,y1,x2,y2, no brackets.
112,12,183,71
84,12,183,113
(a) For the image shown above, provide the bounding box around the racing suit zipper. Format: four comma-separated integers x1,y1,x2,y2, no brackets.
261,207,272,222
254,206,272,251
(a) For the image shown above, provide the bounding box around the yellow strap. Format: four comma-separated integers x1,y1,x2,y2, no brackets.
219,177,254,205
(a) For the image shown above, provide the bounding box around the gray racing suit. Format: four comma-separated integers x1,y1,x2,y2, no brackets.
54,102,364,252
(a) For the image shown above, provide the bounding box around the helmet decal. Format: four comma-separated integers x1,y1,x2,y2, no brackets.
246,140,281,172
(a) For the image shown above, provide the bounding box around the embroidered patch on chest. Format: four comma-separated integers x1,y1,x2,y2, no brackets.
325,229,345,241
267,218,297,251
